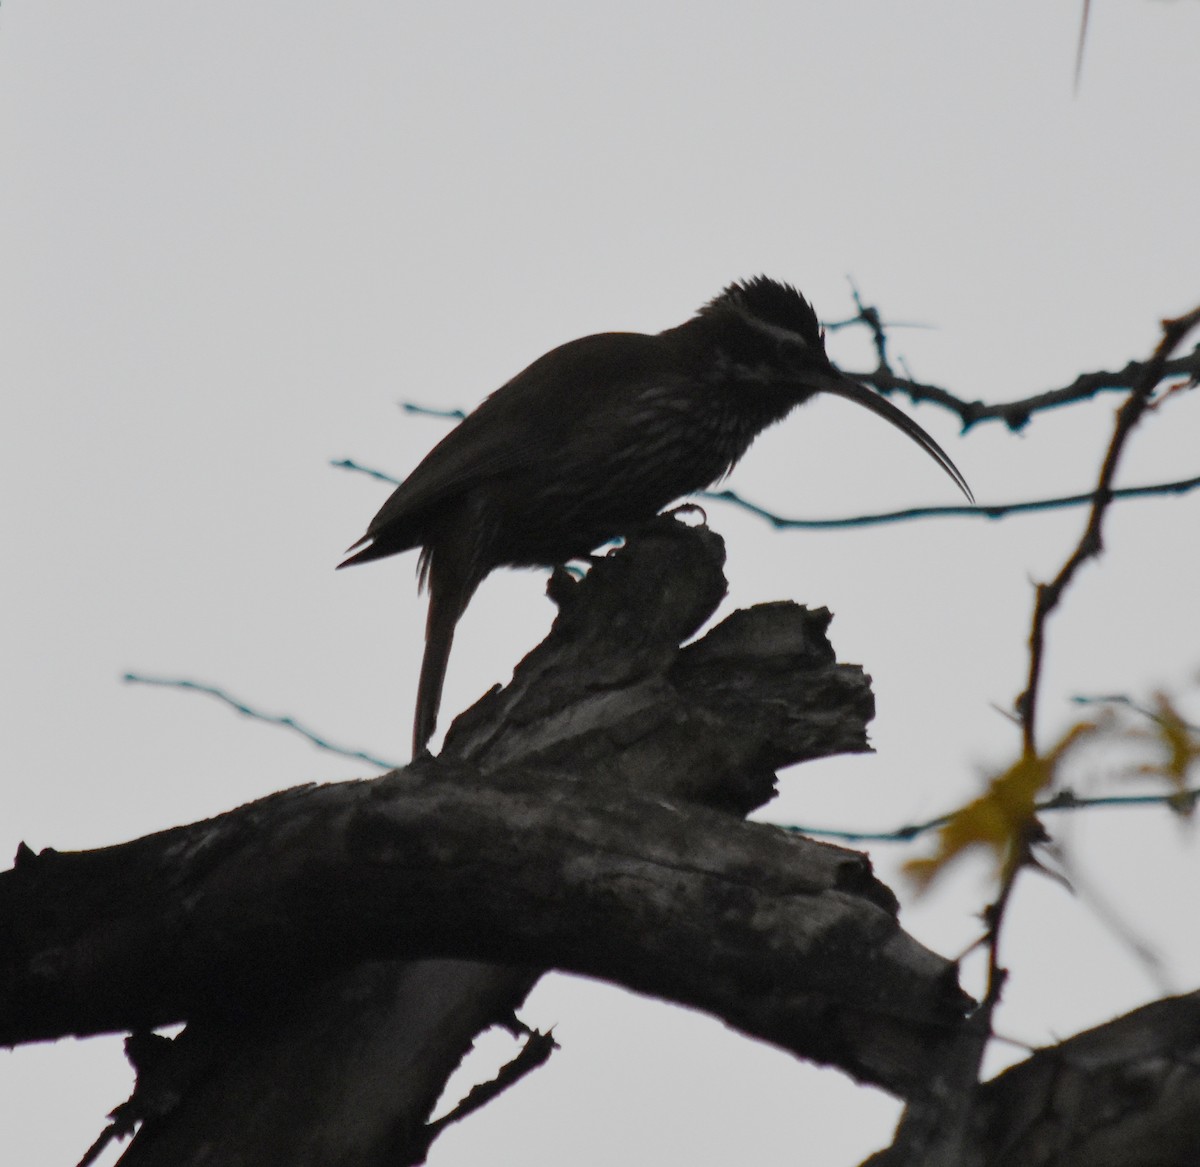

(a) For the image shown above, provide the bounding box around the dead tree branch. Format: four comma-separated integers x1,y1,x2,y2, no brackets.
3,517,966,1166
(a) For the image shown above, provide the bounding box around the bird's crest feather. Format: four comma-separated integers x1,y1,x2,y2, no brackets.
703,276,825,350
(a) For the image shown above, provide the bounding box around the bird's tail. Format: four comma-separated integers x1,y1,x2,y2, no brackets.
413,547,479,758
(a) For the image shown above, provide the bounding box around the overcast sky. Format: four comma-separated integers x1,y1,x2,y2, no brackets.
3,3,1200,1165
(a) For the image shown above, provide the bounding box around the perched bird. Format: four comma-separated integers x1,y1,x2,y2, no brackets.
341,277,972,756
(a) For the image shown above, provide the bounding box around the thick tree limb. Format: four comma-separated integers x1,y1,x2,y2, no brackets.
978,989,1200,1167
102,960,540,1167
4,766,969,1091
2,517,964,1165
11,515,1195,1165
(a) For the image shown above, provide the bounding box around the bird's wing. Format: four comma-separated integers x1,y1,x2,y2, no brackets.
348,331,670,551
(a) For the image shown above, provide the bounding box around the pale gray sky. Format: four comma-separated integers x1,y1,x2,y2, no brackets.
3,3,1200,1164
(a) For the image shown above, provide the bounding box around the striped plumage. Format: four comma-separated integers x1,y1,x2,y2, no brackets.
341,277,972,755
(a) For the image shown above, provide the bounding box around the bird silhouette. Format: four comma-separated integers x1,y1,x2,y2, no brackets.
341,277,972,755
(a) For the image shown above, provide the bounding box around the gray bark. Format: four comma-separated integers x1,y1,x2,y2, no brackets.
19,518,1192,1165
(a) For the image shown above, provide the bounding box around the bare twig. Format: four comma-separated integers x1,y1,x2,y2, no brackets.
1075,0,1092,93
784,785,1200,844
365,302,1200,442
1018,306,1200,756
862,349,1200,433
336,459,1200,532
703,474,1200,530
409,1029,558,1165
123,674,401,771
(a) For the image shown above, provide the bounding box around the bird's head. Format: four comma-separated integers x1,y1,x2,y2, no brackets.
696,276,835,390
694,276,973,502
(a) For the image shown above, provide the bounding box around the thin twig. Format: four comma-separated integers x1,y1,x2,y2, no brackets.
122,674,401,771
409,1029,558,1164
846,278,893,373
703,474,1200,530
863,349,1200,433
374,336,1200,440
1058,850,1171,993
335,459,1200,531
1073,692,1200,734
784,785,1200,843
1018,306,1200,756
1075,0,1092,94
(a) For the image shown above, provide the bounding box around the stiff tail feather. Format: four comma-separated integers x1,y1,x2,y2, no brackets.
413,548,479,757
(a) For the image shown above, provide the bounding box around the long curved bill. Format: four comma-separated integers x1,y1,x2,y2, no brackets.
820,371,974,503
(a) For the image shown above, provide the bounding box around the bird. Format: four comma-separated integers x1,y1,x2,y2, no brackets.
340,276,973,756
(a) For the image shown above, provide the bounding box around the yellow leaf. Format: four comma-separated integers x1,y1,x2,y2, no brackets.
905,721,1099,892
1133,692,1200,818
